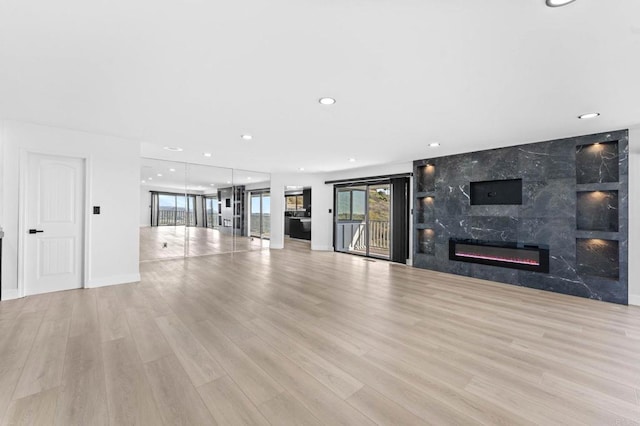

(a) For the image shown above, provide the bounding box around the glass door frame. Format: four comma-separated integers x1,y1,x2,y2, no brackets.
333,180,392,260
249,190,271,240
203,196,218,229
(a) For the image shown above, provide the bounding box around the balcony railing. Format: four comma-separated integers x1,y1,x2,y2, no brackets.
369,220,390,249
158,209,196,226
336,220,390,255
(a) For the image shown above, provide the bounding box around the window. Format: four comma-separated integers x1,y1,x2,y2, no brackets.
285,195,305,211
204,197,218,228
336,187,366,220
155,193,197,226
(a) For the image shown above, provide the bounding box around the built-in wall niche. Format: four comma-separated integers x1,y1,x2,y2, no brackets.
416,196,435,224
576,238,619,279
576,141,619,184
576,190,618,232
416,164,435,193
418,228,435,255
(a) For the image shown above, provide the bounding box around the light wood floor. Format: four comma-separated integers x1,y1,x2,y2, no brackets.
1,240,640,425
140,226,269,261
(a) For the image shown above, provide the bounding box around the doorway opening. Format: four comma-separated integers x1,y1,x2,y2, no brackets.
284,186,311,242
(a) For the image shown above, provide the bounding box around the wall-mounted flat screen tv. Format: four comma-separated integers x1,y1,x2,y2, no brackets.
470,178,522,205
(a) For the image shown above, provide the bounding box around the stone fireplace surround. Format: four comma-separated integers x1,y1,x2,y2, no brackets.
413,130,629,304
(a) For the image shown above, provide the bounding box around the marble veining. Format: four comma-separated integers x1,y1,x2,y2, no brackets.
576,141,619,184
413,129,628,305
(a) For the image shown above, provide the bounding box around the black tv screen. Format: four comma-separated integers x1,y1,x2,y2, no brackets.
470,179,522,205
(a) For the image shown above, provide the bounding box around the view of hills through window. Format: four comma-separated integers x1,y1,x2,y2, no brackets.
158,194,196,226
337,186,390,222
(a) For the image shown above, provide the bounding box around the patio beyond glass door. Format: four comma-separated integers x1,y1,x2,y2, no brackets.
250,192,271,239
335,183,391,259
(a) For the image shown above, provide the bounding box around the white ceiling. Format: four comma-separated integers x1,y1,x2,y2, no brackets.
1,0,639,174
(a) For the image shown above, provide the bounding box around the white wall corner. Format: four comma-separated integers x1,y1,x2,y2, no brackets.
629,295,640,307
86,273,141,289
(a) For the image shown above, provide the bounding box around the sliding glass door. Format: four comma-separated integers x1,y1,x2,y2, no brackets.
335,183,391,259
367,184,391,258
156,193,196,226
204,197,218,228
250,192,271,239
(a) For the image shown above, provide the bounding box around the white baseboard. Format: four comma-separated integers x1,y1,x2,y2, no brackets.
406,258,413,266
86,273,141,289
1,288,21,301
629,295,640,306
311,245,333,251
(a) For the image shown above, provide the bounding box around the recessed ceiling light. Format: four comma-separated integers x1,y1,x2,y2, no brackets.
227,181,231,184
319,97,336,105
163,146,183,152
578,112,600,119
429,142,440,147
247,177,252,180
203,152,212,157
545,0,576,6
210,183,215,186
241,134,253,140
148,177,153,180
141,180,146,184
348,158,356,163
298,167,305,171
169,168,176,172
157,173,162,177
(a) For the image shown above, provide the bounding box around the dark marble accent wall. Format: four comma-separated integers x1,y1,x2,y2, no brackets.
413,130,629,304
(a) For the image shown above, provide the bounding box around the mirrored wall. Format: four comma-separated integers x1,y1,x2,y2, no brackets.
139,158,270,262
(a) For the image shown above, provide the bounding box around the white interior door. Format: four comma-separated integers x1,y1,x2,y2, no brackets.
25,154,85,295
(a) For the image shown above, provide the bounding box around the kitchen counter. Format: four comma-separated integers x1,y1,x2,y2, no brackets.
289,218,311,240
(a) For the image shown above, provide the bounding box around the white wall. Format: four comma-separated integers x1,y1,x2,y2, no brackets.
1,121,141,299
321,162,413,183
629,126,639,306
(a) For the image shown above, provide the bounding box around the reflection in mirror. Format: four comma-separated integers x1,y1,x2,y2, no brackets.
185,163,234,256
139,159,187,261
140,158,270,261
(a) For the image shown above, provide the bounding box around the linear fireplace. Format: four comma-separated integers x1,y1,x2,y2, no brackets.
449,239,549,273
